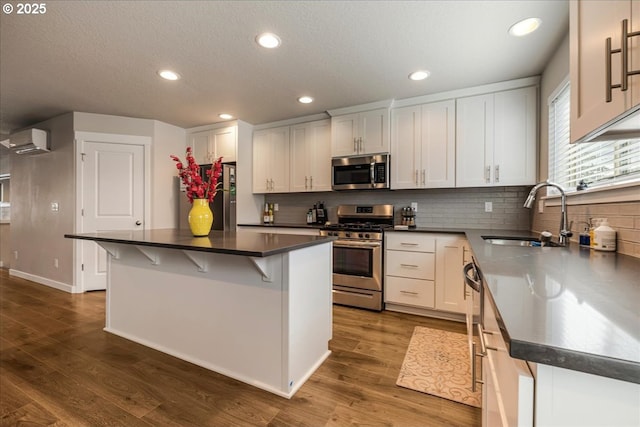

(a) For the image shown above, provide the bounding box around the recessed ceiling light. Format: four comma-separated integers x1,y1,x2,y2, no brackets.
256,33,281,49
298,96,314,104
409,70,430,81
219,113,233,120
509,18,541,37
157,69,181,81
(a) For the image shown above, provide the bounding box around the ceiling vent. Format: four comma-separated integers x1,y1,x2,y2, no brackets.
1,128,50,154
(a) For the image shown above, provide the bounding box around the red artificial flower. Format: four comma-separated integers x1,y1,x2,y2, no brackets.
170,148,223,204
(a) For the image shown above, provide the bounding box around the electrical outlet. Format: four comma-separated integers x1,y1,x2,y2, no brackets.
538,200,544,213
51,202,59,212
13,251,18,260
485,202,493,212
54,258,59,268
274,203,279,211
411,202,418,212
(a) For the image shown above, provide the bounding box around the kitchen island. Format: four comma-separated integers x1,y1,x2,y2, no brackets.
64,229,334,398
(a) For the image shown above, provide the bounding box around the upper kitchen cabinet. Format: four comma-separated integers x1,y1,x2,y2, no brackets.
188,126,237,164
456,86,537,187
391,100,455,189
570,0,640,142
330,107,390,157
290,120,331,192
252,126,289,193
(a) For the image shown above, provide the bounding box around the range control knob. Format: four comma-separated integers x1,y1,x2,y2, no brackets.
345,232,351,238
364,233,370,239
358,233,364,238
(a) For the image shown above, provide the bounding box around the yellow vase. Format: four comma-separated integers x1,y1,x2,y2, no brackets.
188,199,213,237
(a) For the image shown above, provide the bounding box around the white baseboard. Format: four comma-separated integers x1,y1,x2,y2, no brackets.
9,269,79,293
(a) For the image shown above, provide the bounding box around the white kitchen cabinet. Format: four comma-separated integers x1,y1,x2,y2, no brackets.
456,86,537,187
290,120,331,192
385,232,469,318
252,126,289,193
391,100,456,189
570,0,640,143
331,108,390,157
188,126,237,164
434,235,467,314
481,291,534,427
384,233,436,310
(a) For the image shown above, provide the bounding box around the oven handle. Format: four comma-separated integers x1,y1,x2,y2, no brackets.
334,240,381,248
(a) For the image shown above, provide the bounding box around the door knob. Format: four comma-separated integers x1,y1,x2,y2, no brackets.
135,220,142,226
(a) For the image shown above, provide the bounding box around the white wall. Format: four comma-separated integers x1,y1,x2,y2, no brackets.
538,33,570,181
10,112,76,288
152,120,185,228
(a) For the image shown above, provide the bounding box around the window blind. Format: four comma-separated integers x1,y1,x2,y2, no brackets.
549,83,640,193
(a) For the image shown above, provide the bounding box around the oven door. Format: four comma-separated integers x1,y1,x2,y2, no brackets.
332,239,382,291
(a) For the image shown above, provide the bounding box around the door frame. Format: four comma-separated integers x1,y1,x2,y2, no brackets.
74,132,151,292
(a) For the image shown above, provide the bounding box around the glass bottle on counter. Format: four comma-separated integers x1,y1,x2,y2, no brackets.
268,203,274,224
263,203,270,224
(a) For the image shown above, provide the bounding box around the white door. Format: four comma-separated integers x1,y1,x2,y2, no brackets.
77,133,147,291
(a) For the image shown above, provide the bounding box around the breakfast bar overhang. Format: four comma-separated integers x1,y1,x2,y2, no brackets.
65,229,334,398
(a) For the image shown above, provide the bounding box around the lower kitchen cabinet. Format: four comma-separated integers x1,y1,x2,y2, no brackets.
482,289,534,427
384,232,468,319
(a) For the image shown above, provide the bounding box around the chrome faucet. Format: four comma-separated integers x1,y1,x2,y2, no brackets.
524,180,573,246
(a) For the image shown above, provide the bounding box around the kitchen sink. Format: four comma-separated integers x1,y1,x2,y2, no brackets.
481,236,560,247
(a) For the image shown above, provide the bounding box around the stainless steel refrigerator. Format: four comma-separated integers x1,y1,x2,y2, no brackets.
177,163,236,232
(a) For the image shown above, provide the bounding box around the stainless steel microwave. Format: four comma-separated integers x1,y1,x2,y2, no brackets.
332,154,390,190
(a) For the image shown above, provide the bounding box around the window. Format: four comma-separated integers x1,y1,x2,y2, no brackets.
548,81,640,193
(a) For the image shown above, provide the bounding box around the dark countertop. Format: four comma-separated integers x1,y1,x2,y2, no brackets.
64,228,334,257
465,229,640,384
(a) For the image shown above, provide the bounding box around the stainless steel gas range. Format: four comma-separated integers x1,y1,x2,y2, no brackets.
319,204,394,311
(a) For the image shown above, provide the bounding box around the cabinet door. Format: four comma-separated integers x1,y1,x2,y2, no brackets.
359,108,390,154
308,120,332,191
493,87,537,186
268,126,290,193
290,124,309,192
435,236,466,314
212,126,236,163
188,131,212,164
386,250,435,280
331,113,359,157
252,129,271,193
391,106,421,189
456,94,494,187
421,100,456,188
385,276,435,308
570,0,631,143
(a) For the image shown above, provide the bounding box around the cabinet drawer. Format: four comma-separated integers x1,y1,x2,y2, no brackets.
386,250,435,280
385,233,436,252
385,276,435,308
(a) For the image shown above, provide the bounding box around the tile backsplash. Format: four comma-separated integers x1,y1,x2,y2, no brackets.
264,186,532,231
532,201,640,258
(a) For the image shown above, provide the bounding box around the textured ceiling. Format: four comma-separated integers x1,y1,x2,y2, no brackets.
0,0,568,135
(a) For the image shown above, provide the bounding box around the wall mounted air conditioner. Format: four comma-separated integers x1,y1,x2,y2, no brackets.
1,128,50,154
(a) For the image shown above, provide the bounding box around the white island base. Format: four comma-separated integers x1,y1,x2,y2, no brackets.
99,240,332,399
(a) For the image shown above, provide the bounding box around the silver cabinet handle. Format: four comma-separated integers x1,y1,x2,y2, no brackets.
400,263,419,268
400,290,419,295
471,341,483,392
353,137,358,153
305,176,308,190
359,137,363,153
310,176,313,189
400,242,419,246
421,169,426,186
485,166,491,183
415,170,419,185
495,165,500,183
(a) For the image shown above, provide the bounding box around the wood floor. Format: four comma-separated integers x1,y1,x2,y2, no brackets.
0,269,480,427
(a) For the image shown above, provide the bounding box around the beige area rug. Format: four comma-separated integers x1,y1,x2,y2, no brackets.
396,326,481,408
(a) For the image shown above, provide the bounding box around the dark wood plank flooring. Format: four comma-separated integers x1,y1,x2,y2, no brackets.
0,269,481,426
